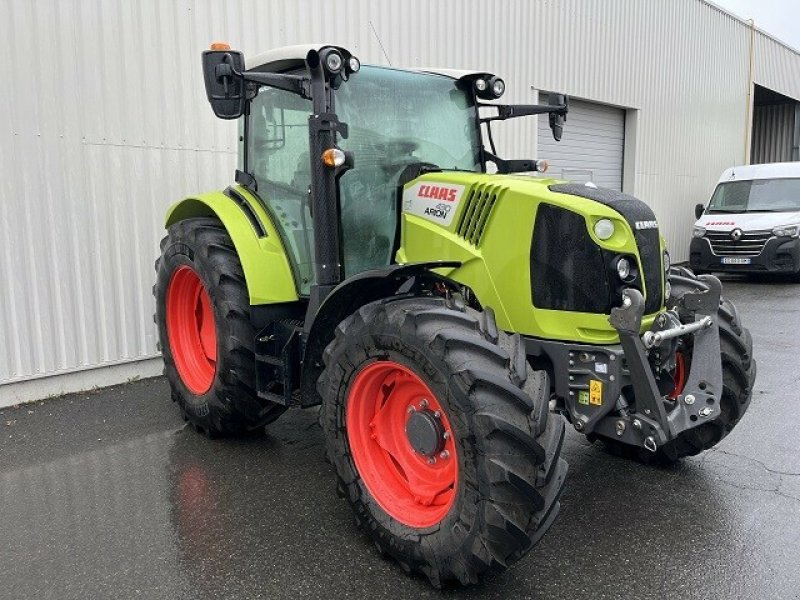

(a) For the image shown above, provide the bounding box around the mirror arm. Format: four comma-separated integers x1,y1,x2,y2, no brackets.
238,72,311,99
479,103,568,123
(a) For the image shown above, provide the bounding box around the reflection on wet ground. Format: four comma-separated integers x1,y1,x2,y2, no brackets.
2,277,799,599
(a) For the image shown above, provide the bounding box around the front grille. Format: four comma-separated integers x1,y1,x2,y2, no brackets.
706,229,771,256
546,184,664,315
531,204,612,313
456,184,503,246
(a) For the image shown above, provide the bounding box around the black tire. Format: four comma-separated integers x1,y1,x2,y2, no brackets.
655,266,756,461
154,217,287,436
318,296,567,587
597,266,756,462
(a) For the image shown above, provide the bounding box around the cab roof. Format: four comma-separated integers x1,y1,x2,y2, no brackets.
244,43,490,80
719,162,800,183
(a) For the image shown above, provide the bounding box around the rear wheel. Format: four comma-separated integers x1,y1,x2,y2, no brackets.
318,296,567,587
155,217,287,436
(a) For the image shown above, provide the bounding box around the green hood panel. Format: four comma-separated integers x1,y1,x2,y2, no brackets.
397,172,663,343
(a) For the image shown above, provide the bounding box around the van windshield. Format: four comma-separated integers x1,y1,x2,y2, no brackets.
707,178,800,213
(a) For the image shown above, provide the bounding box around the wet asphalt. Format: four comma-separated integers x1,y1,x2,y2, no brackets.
1,276,799,600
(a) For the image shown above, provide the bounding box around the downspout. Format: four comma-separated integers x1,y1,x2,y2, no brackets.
744,18,756,165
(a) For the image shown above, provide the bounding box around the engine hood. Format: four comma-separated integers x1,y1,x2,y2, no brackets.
697,211,800,232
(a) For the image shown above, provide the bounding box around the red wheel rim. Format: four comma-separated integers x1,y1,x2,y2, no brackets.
166,265,217,395
668,351,687,400
346,361,458,528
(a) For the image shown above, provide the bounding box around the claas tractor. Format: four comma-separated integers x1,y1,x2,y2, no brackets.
154,43,756,587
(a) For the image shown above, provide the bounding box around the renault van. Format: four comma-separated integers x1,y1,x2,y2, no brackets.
690,162,800,275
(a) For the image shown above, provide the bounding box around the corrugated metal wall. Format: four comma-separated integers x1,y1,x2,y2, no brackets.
2,0,800,399
751,103,798,163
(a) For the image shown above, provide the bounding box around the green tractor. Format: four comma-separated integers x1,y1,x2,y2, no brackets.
154,43,756,586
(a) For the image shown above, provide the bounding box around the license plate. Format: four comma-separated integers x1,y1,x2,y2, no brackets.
721,257,751,265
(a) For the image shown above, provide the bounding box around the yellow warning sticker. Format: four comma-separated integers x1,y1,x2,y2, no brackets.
589,380,603,405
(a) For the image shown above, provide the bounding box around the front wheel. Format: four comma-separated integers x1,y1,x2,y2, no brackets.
318,297,567,587
593,267,756,463
657,267,756,460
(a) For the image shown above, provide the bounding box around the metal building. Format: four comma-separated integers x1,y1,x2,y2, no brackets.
2,0,800,406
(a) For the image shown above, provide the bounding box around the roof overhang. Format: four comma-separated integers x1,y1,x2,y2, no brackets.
244,44,496,81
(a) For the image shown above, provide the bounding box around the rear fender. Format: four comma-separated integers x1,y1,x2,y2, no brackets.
165,186,298,305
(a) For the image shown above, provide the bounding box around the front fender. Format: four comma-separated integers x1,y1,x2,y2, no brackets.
299,262,462,406
165,185,298,305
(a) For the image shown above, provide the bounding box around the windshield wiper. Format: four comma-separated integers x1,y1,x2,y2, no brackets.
706,209,741,214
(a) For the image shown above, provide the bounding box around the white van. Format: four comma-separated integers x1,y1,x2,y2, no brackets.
690,161,800,275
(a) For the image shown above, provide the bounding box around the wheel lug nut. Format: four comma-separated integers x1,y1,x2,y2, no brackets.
427,457,436,465
439,450,450,459
433,411,441,419
443,431,450,440
407,406,416,414
420,399,429,409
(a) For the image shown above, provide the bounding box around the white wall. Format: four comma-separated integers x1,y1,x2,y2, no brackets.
2,0,799,403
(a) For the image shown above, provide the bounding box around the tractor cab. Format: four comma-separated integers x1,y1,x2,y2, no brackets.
206,43,565,295
244,59,481,288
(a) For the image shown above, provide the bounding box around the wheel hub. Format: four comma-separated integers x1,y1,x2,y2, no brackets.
166,265,217,395
345,361,458,528
405,409,446,457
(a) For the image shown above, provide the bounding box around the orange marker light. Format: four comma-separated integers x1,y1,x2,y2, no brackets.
210,42,231,51
322,148,346,168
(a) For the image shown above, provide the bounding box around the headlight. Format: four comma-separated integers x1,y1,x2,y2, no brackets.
594,218,615,240
490,77,505,98
692,226,706,238
475,78,487,92
616,257,633,281
663,250,671,273
772,224,800,238
322,50,343,73
348,56,360,73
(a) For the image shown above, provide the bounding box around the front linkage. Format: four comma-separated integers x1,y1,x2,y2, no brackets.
527,274,750,457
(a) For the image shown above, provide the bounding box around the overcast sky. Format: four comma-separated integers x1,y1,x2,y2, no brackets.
713,0,800,50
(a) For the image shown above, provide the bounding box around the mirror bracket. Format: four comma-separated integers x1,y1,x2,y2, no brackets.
482,150,543,174
235,169,258,191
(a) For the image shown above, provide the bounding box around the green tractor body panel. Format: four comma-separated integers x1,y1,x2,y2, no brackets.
397,172,665,343
165,186,299,305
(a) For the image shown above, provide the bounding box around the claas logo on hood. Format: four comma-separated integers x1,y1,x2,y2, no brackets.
418,185,459,202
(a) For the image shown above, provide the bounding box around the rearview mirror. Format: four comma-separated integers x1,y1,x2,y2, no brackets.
695,203,705,219
202,49,246,119
548,93,568,141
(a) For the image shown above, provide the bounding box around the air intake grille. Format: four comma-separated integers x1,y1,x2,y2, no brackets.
531,203,612,313
706,229,771,256
456,185,501,246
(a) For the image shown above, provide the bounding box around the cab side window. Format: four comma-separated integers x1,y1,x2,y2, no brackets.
247,87,314,294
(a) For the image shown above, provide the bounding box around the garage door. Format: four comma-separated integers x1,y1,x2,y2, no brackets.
538,98,625,191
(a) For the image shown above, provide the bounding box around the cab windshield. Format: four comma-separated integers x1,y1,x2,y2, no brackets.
707,178,800,213
335,66,481,275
